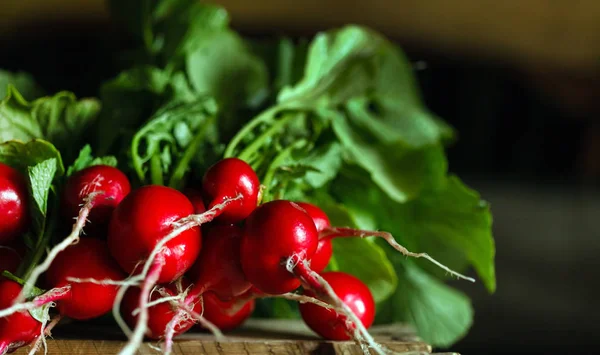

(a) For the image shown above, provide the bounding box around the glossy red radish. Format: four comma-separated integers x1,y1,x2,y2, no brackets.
240,200,386,353
61,165,131,237
295,202,333,272
200,291,255,332
186,224,251,301
121,280,202,341
0,280,41,355
107,185,204,355
192,157,260,225
45,238,126,320
107,185,201,284
0,163,29,244
300,202,475,282
16,165,131,304
299,272,375,340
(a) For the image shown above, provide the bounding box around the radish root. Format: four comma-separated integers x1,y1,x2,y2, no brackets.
176,194,243,227
320,227,475,282
118,257,165,355
289,258,390,355
0,286,70,319
16,192,104,304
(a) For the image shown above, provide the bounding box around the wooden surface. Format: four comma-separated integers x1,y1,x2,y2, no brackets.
12,319,455,354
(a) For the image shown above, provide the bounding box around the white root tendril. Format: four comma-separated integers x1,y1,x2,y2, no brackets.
16,192,104,304
321,228,476,283
174,194,244,228
117,257,165,355
66,277,140,286
178,301,225,341
27,306,58,355
0,286,70,319
278,293,335,311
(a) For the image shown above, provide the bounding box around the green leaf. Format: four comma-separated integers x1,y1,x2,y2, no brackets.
0,70,44,100
0,86,100,162
328,238,397,304
28,159,58,219
379,260,473,347
0,139,64,177
186,30,269,109
333,170,496,293
95,66,195,154
130,97,218,188
66,145,118,177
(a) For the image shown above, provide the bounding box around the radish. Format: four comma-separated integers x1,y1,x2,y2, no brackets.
45,238,127,320
120,280,202,341
107,185,203,355
239,200,385,353
300,202,475,282
16,165,131,304
61,165,131,237
0,280,41,355
200,291,255,332
299,271,375,340
107,185,201,284
0,163,29,244
192,157,260,225
186,224,251,301
295,202,333,273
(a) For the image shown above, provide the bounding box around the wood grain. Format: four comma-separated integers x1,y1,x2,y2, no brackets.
10,319,448,354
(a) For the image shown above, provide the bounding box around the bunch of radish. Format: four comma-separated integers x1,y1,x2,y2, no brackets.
0,157,474,355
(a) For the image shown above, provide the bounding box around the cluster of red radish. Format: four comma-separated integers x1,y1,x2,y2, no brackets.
0,158,473,355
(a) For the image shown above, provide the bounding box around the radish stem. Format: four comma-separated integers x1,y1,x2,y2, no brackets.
320,227,475,282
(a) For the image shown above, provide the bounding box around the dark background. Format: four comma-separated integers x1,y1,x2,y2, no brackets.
1,10,599,354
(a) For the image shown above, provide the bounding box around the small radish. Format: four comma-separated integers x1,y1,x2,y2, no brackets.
186,224,251,301
295,202,333,273
197,157,260,225
121,280,202,341
300,202,475,282
0,163,29,244
0,280,41,355
200,291,255,332
45,238,127,320
240,200,386,354
240,200,318,295
107,185,201,284
107,185,203,355
16,165,131,304
61,165,131,237
299,271,375,340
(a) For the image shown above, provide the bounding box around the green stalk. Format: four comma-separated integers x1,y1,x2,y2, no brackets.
150,154,164,186
237,114,297,163
18,202,59,281
223,105,284,158
168,116,215,190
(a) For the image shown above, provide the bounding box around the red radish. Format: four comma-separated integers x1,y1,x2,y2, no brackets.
107,185,201,284
0,163,29,244
61,165,131,237
199,157,260,224
240,200,386,353
0,280,41,355
300,202,475,282
16,165,131,304
186,224,251,301
295,202,333,272
200,291,255,332
299,272,375,340
45,238,127,320
121,280,202,341
240,200,318,295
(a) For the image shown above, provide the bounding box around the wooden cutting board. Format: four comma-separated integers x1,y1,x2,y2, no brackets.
11,319,457,354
